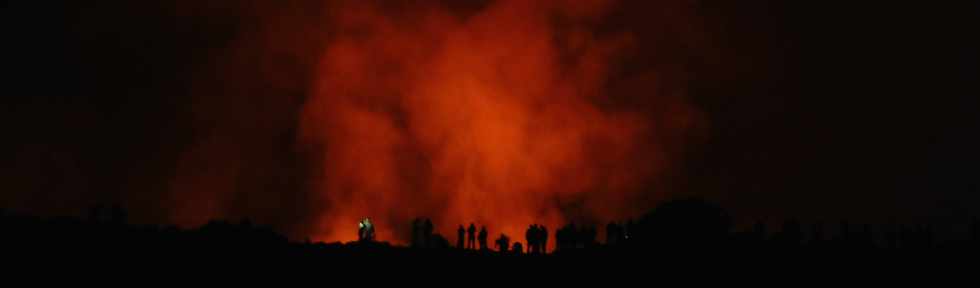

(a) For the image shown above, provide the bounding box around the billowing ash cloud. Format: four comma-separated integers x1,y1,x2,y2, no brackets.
298,0,702,242
3,0,706,243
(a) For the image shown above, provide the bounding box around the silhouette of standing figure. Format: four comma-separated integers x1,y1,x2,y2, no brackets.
540,225,548,253
423,218,434,248
358,218,375,242
467,223,477,249
457,225,466,249
478,226,488,250
411,218,422,247
525,224,536,254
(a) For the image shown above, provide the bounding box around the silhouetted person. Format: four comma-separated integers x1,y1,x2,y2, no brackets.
423,218,434,247
582,226,597,248
411,218,422,247
512,242,523,255
555,223,576,251
525,224,536,254
606,222,619,246
495,234,510,254
467,223,476,249
358,218,375,242
457,225,465,249
540,225,548,253
478,226,488,250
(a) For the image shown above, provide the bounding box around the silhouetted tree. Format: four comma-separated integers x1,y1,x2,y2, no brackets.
631,198,733,250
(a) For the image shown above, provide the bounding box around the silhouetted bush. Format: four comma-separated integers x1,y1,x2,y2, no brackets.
631,198,732,249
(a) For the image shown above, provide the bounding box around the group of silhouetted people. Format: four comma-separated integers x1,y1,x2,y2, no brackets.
9,199,980,261
555,223,599,250
524,224,548,254
457,223,488,250
452,223,549,254
606,222,630,246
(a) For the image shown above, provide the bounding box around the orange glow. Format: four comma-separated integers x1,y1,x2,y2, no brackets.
299,0,682,244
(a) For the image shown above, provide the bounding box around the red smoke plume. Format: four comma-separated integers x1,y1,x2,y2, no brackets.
0,0,705,244
299,0,698,243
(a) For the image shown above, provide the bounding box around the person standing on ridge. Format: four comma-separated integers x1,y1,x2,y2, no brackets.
478,226,489,250
467,223,477,249
457,225,466,249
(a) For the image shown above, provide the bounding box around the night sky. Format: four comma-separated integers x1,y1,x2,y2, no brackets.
2,0,978,242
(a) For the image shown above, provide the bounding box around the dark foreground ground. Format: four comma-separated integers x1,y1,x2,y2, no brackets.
4,199,980,274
